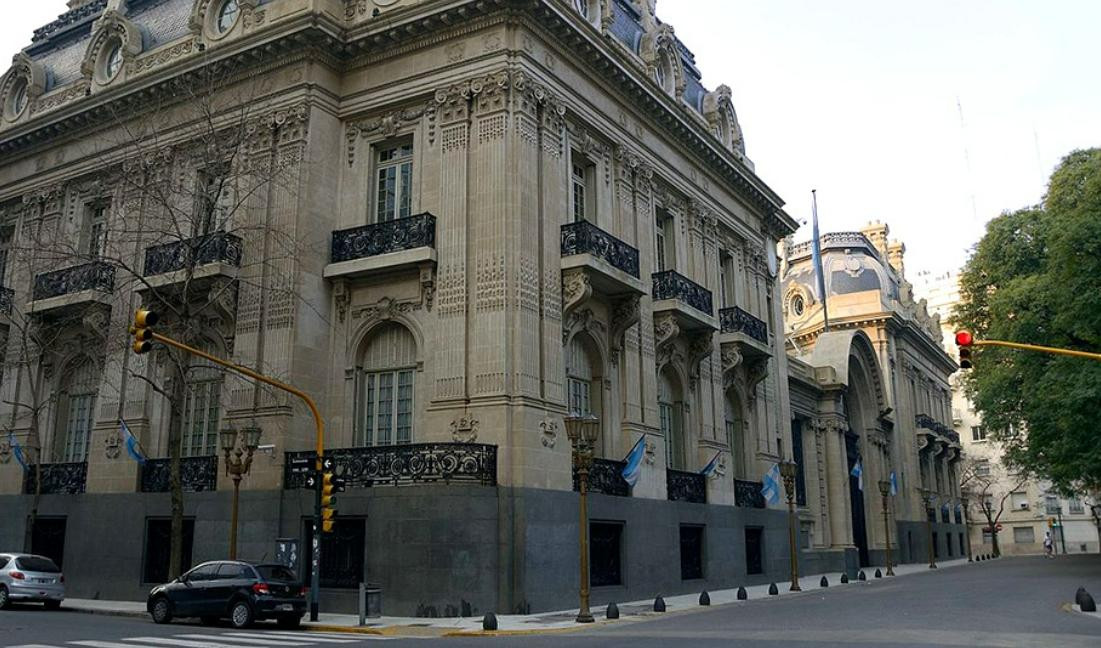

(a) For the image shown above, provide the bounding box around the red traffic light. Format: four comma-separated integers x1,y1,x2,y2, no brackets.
955,331,974,347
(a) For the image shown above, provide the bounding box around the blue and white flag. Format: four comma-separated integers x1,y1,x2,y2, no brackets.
700,451,721,478
620,435,646,488
8,430,28,472
810,190,830,331
761,463,782,506
850,458,863,491
120,419,146,465
889,471,898,496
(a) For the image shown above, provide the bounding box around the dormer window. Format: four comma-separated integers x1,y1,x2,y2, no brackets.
216,0,240,34
103,41,123,81
9,79,27,117
575,0,589,19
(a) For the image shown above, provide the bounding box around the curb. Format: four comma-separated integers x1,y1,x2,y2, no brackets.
303,624,387,635
66,605,148,619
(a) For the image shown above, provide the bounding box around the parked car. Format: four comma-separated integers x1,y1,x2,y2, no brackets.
146,561,306,629
0,553,65,610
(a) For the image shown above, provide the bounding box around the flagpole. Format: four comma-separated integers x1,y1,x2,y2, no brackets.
811,190,830,333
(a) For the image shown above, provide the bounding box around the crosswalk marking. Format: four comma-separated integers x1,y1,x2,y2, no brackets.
174,635,313,646
223,632,359,643
120,638,299,648
68,642,167,648
15,629,402,648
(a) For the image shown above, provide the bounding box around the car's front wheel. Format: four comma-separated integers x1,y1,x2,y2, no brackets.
276,615,301,630
0,585,10,610
150,596,173,624
44,600,61,610
229,600,254,629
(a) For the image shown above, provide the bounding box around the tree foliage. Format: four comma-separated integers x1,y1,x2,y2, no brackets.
953,148,1101,491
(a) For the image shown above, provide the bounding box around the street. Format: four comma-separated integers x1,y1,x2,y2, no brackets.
2,556,1099,648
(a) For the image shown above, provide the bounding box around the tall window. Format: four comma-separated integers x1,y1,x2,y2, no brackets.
718,252,736,308
570,152,595,223
724,391,745,478
355,323,416,446
971,426,986,442
1069,497,1084,514
180,381,222,457
1044,494,1061,515
85,201,109,257
655,209,674,272
660,368,684,470
374,141,414,222
57,358,99,463
0,225,11,286
194,168,232,236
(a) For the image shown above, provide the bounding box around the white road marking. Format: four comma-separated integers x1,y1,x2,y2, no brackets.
222,632,359,643
68,642,173,648
172,635,313,647
117,639,302,648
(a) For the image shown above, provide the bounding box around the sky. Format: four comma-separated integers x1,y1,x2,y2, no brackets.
3,1,1100,275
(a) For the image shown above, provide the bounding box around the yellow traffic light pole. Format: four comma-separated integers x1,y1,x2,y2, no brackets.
972,339,1101,363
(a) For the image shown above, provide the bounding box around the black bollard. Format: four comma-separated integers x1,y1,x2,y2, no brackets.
736,586,748,600
482,613,498,631
874,568,882,579
1075,588,1091,608
840,573,850,584
653,596,666,612
858,570,867,581
820,576,829,588
768,583,779,596
606,602,620,620
1080,591,1097,613
699,591,711,606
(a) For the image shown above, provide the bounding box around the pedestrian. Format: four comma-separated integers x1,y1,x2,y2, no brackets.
1043,531,1054,558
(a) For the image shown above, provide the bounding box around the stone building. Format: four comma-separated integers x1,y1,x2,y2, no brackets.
781,223,966,572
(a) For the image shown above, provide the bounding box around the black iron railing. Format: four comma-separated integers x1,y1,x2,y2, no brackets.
23,462,87,495
667,469,706,504
720,306,768,344
652,270,712,316
572,458,630,497
143,232,243,277
560,221,640,279
32,261,114,301
0,286,13,315
140,456,218,493
284,443,497,489
954,507,963,524
331,212,436,263
915,414,958,442
734,478,766,508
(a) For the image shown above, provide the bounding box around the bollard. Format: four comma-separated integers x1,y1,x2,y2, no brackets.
358,582,367,627
820,576,829,588
1080,591,1097,613
699,591,711,606
858,570,866,581
874,568,882,579
606,602,620,620
1075,588,1092,609
768,583,779,596
482,613,498,631
840,573,849,584
653,596,666,612
736,586,748,600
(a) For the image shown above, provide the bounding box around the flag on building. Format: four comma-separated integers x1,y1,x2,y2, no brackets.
761,463,782,506
850,458,863,491
120,419,146,465
700,451,721,478
889,471,898,496
810,190,830,331
621,435,646,488
8,430,28,471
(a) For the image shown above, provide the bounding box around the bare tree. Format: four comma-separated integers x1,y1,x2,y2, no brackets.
959,455,1029,557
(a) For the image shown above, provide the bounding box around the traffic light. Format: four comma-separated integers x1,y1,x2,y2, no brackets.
955,330,974,369
321,472,336,533
130,309,159,354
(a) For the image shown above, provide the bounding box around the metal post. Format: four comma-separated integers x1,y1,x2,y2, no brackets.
780,461,800,591
229,475,241,560
311,464,322,621
1058,508,1067,554
923,491,937,569
879,482,894,576
358,582,367,627
576,464,594,623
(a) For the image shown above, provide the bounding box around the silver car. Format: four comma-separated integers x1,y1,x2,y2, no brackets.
0,553,65,609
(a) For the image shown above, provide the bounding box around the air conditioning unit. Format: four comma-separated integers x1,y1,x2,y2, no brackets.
1018,502,1029,510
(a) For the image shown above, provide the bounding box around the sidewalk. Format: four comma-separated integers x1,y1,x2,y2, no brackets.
64,557,975,637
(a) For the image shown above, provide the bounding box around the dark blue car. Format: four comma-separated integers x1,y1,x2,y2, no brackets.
147,560,305,629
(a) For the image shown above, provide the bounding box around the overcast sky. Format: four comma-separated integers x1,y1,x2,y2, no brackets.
4,1,1099,275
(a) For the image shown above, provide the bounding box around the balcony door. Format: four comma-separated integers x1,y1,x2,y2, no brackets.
56,357,100,463
566,332,603,457
659,367,685,470
354,322,417,447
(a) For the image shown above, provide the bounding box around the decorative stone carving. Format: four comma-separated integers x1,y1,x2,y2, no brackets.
450,415,479,443
540,419,557,448
103,430,121,459
607,295,640,365
644,438,656,465
333,280,349,323
721,343,742,388
346,104,429,166
0,438,11,464
686,331,714,389
563,308,606,344
419,265,435,311
350,295,421,323
560,268,591,319
81,10,144,81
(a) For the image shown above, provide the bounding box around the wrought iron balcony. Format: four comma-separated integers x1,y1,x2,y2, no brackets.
915,414,958,442
667,468,706,504
734,478,767,508
23,462,87,495
560,221,640,279
0,286,13,315
140,456,218,493
143,232,243,277
331,212,436,264
572,458,630,497
652,270,713,316
283,442,496,489
32,261,114,301
720,306,768,345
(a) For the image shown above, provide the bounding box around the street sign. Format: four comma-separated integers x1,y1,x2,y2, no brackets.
289,456,313,475
305,474,317,489
275,538,299,571
323,457,334,471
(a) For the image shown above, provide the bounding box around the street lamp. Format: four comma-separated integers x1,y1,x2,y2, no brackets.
961,496,974,562
565,413,600,624
221,425,262,560
877,480,895,576
779,460,801,591
920,488,937,569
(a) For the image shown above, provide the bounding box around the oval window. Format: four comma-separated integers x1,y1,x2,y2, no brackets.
104,41,123,81
791,294,805,317
10,78,28,117
217,0,240,33
575,0,589,19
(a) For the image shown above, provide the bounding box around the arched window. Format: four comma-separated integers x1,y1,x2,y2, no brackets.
56,357,99,463
659,367,684,470
724,390,746,478
355,323,416,446
180,351,223,458
566,333,603,455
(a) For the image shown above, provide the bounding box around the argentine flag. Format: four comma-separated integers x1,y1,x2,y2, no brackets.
889,471,898,496
700,451,721,478
620,435,646,488
760,463,782,506
850,458,863,491
8,430,28,471
120,419,147,465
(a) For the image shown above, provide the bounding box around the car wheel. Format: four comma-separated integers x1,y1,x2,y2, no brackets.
276,615,301,630
44,600,61,611
0,586,10,610
200,616,219,626
150,596,173,624
229,600,254,629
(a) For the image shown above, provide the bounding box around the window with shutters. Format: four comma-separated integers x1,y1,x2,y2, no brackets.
84,201,109,258
659,367,684,470
655,209,674,272
569,151,595,223
56,357,100,463
373,141,414,223
355,323,417,446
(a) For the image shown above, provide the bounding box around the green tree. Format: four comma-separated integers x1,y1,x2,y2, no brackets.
953,148,1101,492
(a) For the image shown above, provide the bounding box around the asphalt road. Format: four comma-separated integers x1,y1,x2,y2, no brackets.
2,555,1099,648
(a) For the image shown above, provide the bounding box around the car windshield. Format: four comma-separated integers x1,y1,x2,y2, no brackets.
16,556,60,573
256,565,297,582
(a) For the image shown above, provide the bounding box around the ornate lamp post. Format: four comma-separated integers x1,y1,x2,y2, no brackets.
220,425,262,560
565,414,600,624
961,496,974,562
920,488,937,569
877,480,895,576
779,460,801,591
